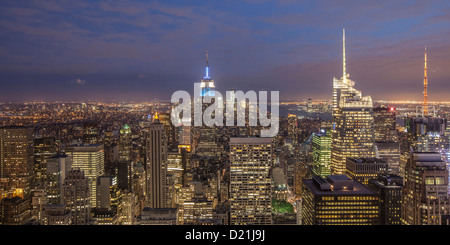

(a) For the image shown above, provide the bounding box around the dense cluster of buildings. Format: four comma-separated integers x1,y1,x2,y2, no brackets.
1,30,450,226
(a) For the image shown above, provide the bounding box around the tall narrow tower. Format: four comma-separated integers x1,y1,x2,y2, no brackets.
330,29,375,175
343,28,347,82
146,111,168,208
205,50,209,79
200,51,215,96
423,46,428,116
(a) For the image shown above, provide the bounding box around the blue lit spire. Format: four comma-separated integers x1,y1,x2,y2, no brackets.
204,50,210,79
200,51,215,97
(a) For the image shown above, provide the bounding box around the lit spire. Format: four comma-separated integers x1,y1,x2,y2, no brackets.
423,46,428,116
204,50,210,79
153,111,159,122
343,28,346,82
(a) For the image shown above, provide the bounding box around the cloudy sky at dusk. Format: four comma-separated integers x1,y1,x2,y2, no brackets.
1,0,450,102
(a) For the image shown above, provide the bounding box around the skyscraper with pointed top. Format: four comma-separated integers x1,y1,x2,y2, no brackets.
194,51,222,158
200,51,215,97
145,111,169,208
330,29,376,175
423,46,428,116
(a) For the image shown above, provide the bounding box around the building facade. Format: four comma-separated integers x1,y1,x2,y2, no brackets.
301,175,379,225
65,144,105,207
0,126,34,199
146,113,168,208
229,137,272,225
331,30,375,175
401,152,450,225
368,174,403,225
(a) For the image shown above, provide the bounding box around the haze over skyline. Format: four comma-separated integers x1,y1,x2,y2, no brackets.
1,0,450,102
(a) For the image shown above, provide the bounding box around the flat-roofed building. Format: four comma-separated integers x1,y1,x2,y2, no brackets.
229,137,272,225
138,207,177,225
301,175,379,225
368,174,403,225
346,157,388,185
402,152,450,225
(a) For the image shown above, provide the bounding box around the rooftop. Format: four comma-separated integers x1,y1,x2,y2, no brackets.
303,175,377,196
230,136,272,145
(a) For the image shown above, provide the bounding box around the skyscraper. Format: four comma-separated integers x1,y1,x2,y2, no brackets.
200,51,215,97
33,137,57,188
405,117,449,185
46,153,72,205
423,46,429,116
62,169,90,225
229,137,272,225
405,117,447,152
373,106,397,142
345,157,388,185
331,29,375,175
117,160,132,191
146,112,168,208
97,176,117,210
287,114,298,144
401,152,450,225
118,124,132,162
311,129,331,177
301,175,379,225
368,174,403,225
0,126,34,199
65,144,105,208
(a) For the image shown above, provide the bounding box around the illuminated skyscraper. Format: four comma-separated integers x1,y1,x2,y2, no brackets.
405,117,446,151
46,153,72,205
229,137,272,225
65,144,105,208
331,29,375,175
96,176,121,212
373,106,397,142
62,169,90,225
33,137,57,188
423,46,428,116
200,51,215,97
373,106,400,175
287,114,298,144
120,192,136,225
401,152,450,225
368,174,403,225
375,141,401,175
118,124,132,162
0,126,34,199
405,117,449,186
301,175,379,225
146,112,169,208
345,157,388,185
194,52,222,158
311,129,331,177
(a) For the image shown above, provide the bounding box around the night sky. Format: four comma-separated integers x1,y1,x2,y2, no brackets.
1,0,450,102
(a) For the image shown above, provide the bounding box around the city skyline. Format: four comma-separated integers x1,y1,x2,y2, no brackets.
1,1,450,102
1,11,450,226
